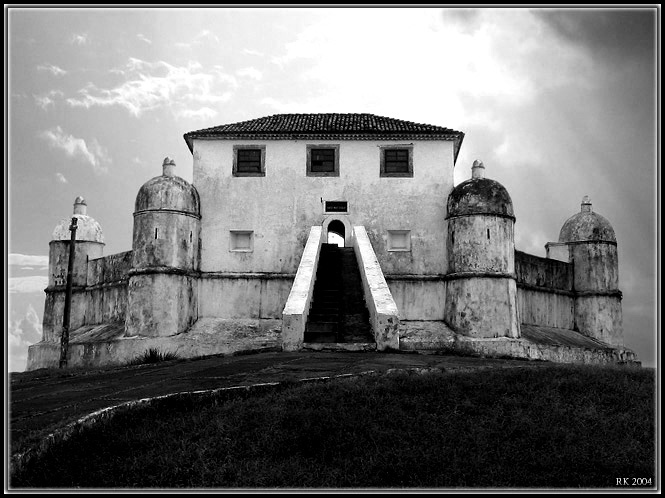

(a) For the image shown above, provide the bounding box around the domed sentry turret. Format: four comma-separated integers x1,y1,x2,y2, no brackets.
559,195,616,244
447,162,514,220
132,157,201,270
52,196,105,244
43,197,105,343
444,160,519,339
559,196,622,346
126,158,201,338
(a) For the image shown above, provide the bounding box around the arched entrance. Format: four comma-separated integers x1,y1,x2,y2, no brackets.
327,219,345,247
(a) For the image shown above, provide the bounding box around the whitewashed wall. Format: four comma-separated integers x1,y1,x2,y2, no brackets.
192,139,455,277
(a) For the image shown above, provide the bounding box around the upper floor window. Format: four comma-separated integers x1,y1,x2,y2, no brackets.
307,144,340,177
233,145,266,177
380,145,413,177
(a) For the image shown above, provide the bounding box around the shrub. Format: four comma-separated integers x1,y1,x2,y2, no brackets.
128,348,179,366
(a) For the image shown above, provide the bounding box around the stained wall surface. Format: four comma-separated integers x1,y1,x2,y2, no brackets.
192,139,456,278
84,251,133,326
447,216,514,274
515,250,575,330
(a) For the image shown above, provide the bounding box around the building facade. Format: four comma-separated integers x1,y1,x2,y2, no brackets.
27,114,638,370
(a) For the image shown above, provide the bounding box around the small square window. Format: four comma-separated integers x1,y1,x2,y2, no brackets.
380,146,413,177
230,231,254,252
387,230,411,252
307,145,339,177
233,145,266,177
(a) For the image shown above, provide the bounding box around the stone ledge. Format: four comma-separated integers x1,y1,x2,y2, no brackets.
399,321,639,366
27,318,283,371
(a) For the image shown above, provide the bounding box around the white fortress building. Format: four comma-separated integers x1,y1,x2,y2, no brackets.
28,114,638,369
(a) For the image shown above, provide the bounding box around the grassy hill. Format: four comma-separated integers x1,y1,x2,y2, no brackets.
11,363,655,489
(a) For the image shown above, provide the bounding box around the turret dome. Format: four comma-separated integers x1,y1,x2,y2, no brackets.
447,160,514,219
558,196,616,243
52,196,104,243
134,157,200,216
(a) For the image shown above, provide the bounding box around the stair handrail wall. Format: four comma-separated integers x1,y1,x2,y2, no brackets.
281,226,323,351
352,226,400,350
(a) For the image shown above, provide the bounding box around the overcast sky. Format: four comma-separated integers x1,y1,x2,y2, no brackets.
6,7,658,371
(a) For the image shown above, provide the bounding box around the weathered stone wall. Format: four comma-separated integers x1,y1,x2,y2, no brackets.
42,251,133,343
41,290,88,343
132,211,200,271
49,240,105,288
514,250,575,329
569,242,619,292
517,289,575,329
575,294,623,346
200,274,294,319
386,277,445,320
515,250,573,290
192,139,455,277
447,216,514,274
445,277,519,338
83,251,133,326
125,273,198,338
42,241,106,343
444,212,518,339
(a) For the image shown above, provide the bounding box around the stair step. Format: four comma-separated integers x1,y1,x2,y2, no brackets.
310,307,340,314
312,300,340,307
306,322,338,333
309,315,340,323
304,332,338,343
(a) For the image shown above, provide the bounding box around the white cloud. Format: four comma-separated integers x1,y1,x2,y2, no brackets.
9,304,43,373
39,126,110,174
9,254,49,268
268,9,590,125
56,172,68,183
260,97,292,113
67,58,236,118
198,29,220,44
34,90,64,110
237,67,263,81
137,33,152,44
37,64,67,76
242,48,264,57
71,33,88,45
175,29,220,49
176,107,219,120
9,276,49,294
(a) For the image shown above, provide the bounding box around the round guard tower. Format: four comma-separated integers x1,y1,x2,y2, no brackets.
43,197,105,342
558,196,623,346
444,161,519,338
125,158,201,338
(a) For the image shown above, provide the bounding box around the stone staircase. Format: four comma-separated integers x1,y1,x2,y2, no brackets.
304,244,374,344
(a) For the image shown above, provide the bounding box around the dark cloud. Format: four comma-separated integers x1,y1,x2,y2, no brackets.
536,9,656,63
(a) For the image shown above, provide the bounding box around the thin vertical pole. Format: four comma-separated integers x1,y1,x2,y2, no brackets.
59,217,78,368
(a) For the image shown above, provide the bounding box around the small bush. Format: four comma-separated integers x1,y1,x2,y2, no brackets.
128,348,179,366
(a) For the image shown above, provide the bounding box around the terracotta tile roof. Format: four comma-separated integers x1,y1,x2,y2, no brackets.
183,113,464,161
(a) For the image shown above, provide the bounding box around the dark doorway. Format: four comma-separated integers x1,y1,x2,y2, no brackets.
327,220,345,247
